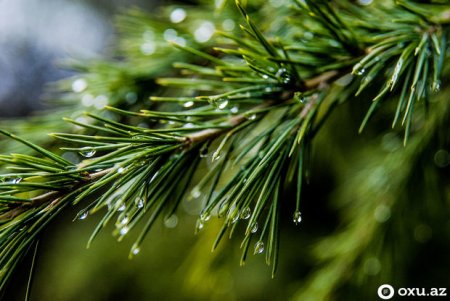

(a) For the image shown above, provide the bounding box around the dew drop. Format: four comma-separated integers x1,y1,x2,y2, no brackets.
212,150,221,161
251,222,258,233
276,68,292,84
118,204,126,212
230,210,239,224
79,212,88,220
293,211,302,225
199,146,208,158
164,215,179,228
254,241,265,254
183,101,195,108
222,19,235,31
200,211,211,222
131,245,140,256
218,100,229,109
194,21,215,43
246,114,257,121
79,147,96,158
137,199,144,209
356,68,366,76
120,226,129,235
195,219,204,232
191,187,201,198
72,78,87,93
230,106,239,114
262,74,269,79
240,207,251,220
170,8,186,24
183,123,195,129
120,216,129,225
432,80,441,92
7,177,22,184
117,167,126,174
140,41,156,55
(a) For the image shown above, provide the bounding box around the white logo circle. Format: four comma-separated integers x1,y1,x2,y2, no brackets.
378,284,395,300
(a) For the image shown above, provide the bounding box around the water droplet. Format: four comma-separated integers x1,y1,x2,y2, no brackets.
195,219,204,232
251,222,258,233
254,241,264,254
183,101,195,108
199,146,208,158
183,123,195,129
79,212,88,220
94,95,108,109
246,114,257,121
118,204,126,212
374,204,391,223
125,92,138,104
164,215,179,228
222,19,235,31
200,211,211,222
120,226,129,235
120,216,129,225
170,8,186,24
163,28,178,42
356,68,366,76
264,87,273,93
140,41,156,55
262,74,269,79
131,245,140,255
432,80,441,92
434,149,450,168
72,78,87,93
6,177,22,184
357,0,373,5
117,167,126,174
276,68,292,85
229,210,239,224
194,21,215,43
293,211,302,225
136,199,144,209
230,106,239,114
191,187,201,198
79,147,96,158
212,150,221,161
218,100,229,109
240,207,251,219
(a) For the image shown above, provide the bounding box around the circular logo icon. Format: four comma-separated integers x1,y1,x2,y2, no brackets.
378,284,395,300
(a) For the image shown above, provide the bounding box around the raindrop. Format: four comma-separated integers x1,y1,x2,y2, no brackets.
183,123,195,128
170,8,186,24
434,149,450,168
246,114,257,121
120,226,129,235
230,106,239,114
140,41,156,55
194,21,215,43
79,147,96,158
212,150,221,161
79,212,88,220
276,68,292,84
81,94,94,107
72,78,87,93
357,0,373,5
254,241,265,254
432,80,441,92
183,101,195,108
222,19,235,31
293,211,302,225
356,68,366,76
251,222,258,233
118,204,126,212
199,148,208,158
94,95,108,109
191,186,201,198
131,245,140,256
164,215,179,228
240,207,251,220
164,28,178,42
200,211,211,222
120,216,129,225
196,219,204,232
231,211,239,223
8,178,22,184
117,167,126,174
218,100,229,110
262,74,269,79
137,199,144,209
